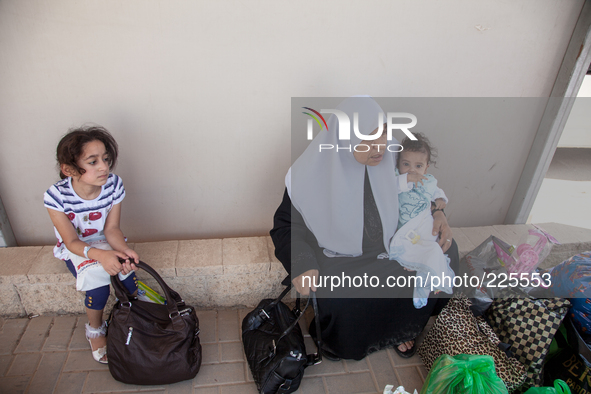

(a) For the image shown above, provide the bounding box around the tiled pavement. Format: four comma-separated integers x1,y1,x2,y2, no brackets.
0,308,431,394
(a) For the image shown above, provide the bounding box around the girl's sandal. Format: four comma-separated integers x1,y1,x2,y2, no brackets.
85,322,108,364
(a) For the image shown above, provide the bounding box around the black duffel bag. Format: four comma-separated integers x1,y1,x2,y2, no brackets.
107,261,202,385
242,285,322,394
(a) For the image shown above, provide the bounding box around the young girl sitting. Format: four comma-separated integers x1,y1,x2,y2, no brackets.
389,132,455,308
44,126,139,364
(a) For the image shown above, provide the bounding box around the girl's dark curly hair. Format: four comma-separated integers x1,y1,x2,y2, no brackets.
56,125,118,179
398,132,437,167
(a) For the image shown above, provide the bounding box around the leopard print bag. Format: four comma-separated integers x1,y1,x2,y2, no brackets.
418,294,527,392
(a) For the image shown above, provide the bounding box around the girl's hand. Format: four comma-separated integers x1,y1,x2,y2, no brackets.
434,198,447,209
91,249,126,276
407,173,428,186
120,248,139,275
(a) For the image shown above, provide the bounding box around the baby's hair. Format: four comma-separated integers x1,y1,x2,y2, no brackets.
398,132,438,167
56,125,118,179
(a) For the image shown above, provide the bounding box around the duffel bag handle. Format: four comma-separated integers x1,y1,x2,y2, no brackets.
257,285,323,366
111,260,186,330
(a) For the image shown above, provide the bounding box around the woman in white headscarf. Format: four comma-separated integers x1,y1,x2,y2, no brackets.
270,96,459,360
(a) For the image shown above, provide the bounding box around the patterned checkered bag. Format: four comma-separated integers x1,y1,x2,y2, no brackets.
486,289,570,393
418,294,527,392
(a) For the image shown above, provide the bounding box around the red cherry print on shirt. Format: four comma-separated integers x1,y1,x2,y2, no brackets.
67,213,75,221
82,229,98,237
88,212,102,221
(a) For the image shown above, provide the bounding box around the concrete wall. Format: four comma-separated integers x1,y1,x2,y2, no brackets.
558,76,591,148
0,0,585,246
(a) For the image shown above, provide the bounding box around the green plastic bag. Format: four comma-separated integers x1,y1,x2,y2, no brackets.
420,354,509,394
523,380,571,394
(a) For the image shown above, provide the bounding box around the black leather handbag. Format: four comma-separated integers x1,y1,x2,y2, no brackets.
242,285,322,394
107,261,202,385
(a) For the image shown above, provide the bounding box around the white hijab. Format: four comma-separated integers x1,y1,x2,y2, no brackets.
287,96,399,256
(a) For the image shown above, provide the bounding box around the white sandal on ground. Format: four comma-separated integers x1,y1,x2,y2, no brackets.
85,321,108,364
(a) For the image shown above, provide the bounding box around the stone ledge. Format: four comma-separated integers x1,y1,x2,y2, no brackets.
1,223,590,317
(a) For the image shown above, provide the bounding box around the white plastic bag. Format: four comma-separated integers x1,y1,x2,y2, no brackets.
383,385,418,394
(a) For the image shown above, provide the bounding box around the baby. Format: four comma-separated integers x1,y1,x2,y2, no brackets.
396,132,447,230
389,132,455,308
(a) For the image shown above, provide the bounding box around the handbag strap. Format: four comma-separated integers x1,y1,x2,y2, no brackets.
308,291,322,366
111,260,186,330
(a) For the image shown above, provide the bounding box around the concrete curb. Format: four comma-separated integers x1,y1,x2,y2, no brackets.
1,223,590,317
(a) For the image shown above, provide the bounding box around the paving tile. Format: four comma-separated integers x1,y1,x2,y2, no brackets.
221,342,245,362
6,353,40,376
84,370,164,392
199,310,217,344
202,343,220,365
194,387,220,394
0,246,42,284
54,372,87,394
63,350,109,372
394,366,424,393
417,364,428,382
43,316,76,352
27,351,67,393
166,378,194,394
324,372,376,394
0,354,13,376
245,362,254,382
367,350,397,390
27,245,73,283
305,359,346,377
69,316,90,351
0,319,27,355
194,362,246,386
14,317,52,353
345,358,370,372
0,375,30,394
218,310,239,342
220,382,259,394
237,307,250,321
299,377,327,394
133,240,179,278
52,315,77,330
128,391,165,394
222,237,270,274
387,347,422,366
176,239,223,276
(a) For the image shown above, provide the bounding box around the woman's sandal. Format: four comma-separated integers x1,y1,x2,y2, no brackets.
394,341,417,359
85,321,108,364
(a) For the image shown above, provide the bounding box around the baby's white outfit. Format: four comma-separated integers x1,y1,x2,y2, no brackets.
389,171,454,308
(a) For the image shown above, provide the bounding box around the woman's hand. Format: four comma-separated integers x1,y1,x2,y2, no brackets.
434,198,446,210
432,211,453,253
120,248,139,275
292,269,319,296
